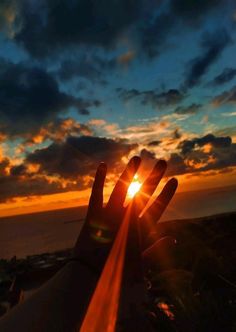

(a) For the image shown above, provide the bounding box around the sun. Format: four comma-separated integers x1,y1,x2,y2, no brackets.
127,174,142,198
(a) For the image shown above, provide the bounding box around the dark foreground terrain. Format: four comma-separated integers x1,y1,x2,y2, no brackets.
0,212,236,331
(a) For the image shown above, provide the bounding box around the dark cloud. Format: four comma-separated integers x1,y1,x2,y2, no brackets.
164,133,236,176
10,164,27,176
140,12,176,58
141,133,236,177
173,128,182,139
167,135,236,176
174,103,202,115
57,55,116,83
166,153,188,176
14,0,143,58
9,0,225,61
0,0,18,35
139,0,225,58
170,0,224,23
0,61,99,139
184,29,231,88
0,158,10,175
0,172,76,203
209,68,236,86
26,118,92,144
118,88,185,108
26,136,137,179
0,155,76,202
79,109,90,115
212,85,236,106
148,140,161,147
179,134,232,155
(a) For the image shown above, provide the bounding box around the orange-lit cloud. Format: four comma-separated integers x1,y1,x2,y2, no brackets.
0,0,19,38
29,118,93,145
117,50,135,65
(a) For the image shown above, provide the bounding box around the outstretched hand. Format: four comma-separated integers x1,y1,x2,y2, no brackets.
74,156,178,272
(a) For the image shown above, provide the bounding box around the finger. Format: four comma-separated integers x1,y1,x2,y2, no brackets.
87,162,107,219
106,156,141,211
144,177,178,223
133,160,167,215
140,178,178,249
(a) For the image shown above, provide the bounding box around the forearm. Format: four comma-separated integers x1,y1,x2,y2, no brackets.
0,261,98,332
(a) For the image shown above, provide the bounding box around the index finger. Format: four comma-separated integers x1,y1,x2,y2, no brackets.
87,162,107,220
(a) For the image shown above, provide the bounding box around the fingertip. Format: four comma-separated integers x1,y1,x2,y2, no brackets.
170,177,178,189
130,155,141,168
98,162,107,172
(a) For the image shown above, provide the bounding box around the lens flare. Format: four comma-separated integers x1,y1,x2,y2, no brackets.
127,175,142,198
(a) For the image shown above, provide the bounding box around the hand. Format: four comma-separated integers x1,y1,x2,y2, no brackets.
73,156,141,269
132,166,178,251
74,156,178,272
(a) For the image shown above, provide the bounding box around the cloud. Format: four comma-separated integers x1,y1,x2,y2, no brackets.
26,136,137,179
0,157,10,175
117,88,185,108
139,0,225,58
212,85,236,106
166,133,236,175
1,131,235,201
170,0,224,23
9,0,226,61
0,172,76,203
27,118,93,145
179,134,232,155
139,133,236,177
214,126,236,138
173,128,182,139
184,29,231,88
174,103,202,114
57,54,116,83
221,111,236,117
140,12,176,58
0,154,79,202
0,135,137,202
13,0,143,58
148,140,161,147
117,50,136,65
209,68,236,86
0,60,99,139
0,0,19,37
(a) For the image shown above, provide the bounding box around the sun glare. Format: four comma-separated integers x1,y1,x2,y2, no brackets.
127,175,142,198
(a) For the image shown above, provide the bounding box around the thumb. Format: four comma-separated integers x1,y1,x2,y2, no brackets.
142,236,177,271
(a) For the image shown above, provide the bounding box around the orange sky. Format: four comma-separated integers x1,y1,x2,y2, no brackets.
1,167,235,218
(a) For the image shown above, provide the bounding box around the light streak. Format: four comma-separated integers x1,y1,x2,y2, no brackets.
80,208,132,332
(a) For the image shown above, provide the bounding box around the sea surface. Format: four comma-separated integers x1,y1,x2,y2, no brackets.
0,185,235,259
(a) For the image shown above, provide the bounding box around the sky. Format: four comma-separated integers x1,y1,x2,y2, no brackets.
0,0,236,217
